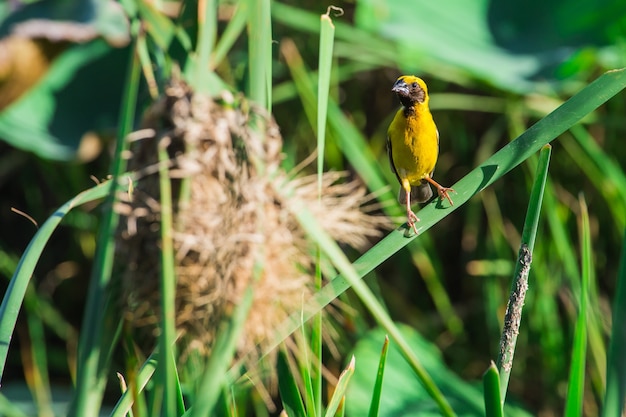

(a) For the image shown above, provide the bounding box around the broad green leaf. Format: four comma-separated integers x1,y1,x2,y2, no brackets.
0,40,131,160
346,325,532,417
0,0,129,46
354,0,625,92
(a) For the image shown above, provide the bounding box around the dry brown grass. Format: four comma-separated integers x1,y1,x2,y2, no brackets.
114,77,390,373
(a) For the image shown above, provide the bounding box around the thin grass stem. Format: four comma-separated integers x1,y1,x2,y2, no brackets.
496,144,552,402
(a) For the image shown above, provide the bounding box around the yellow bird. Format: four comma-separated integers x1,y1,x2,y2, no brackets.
387,75,454,234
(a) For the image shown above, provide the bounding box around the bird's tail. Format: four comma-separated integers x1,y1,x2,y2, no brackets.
398,182,433,206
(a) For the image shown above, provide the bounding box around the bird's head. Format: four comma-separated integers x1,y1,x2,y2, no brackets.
392,75,428,106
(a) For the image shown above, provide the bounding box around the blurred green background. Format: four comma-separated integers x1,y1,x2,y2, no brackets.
1,0,625,416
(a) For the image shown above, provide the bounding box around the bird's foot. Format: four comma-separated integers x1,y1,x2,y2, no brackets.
436,186,455,206
407,209,420,234
424,176,455,206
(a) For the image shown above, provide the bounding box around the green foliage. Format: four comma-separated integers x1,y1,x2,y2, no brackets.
346,325,531,417
564,196,591,416
602,232,626,416
67,39,140,417
367,336,388,417
0,0,130,160
1,1,626,416
0,40,128,160
277,350,307,417
496,144,552,399
483,363,503,417
0,178,121,377
355,0,626,92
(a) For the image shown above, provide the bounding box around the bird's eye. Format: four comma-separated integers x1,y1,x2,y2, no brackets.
412,82,418,88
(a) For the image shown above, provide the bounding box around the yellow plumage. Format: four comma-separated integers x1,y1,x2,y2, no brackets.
387,75,453,233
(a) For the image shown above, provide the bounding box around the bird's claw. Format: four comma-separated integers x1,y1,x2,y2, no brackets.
437,186,455,206
407,210,420,234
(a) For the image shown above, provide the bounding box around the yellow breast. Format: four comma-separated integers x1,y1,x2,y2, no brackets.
388,105,439,186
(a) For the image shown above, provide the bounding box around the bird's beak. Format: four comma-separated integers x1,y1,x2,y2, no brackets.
391,79,409,96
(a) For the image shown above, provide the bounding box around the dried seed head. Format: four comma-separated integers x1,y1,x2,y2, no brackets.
115,77,390,378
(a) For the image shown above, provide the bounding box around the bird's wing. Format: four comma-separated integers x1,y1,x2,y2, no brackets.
431,127,440,178
386,134,402,185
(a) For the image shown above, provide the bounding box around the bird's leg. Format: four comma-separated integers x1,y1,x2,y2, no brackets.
405,186,419,234
425,176,455,206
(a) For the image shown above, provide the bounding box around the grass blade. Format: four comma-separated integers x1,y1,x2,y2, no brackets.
279,202,456,416
68,42,141,417
280,39,394,205
564,195,591,416
317,8,336,193
277,349,307,417
247,0,272,110
0,393,30,417
483,361,504,417
135,1,177,50
190,284,255,417
194,0,216,88
156,143,178,416
211,3,247,70
0,179,116,382
324,356,355,417
310,8,339,416
367,336,389,417
496,144,551,400
566,124,626,228
109,353,158,417
408,246,464,336
299,320,317,417
183,0,228,95
22,289,53,417
602,230,626,417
